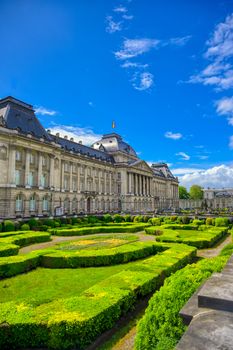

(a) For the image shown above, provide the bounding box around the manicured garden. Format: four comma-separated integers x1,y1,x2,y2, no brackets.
0,214,232,349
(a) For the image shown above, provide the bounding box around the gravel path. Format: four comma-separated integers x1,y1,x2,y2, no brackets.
19,231,154,254
197,234,232,258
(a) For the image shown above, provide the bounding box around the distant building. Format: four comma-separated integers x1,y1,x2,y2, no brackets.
179,188,233,211
0,96,179,218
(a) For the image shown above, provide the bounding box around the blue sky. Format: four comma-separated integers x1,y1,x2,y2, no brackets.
1,0,233,188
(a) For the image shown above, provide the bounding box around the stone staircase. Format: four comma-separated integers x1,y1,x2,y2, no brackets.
177,255,233,350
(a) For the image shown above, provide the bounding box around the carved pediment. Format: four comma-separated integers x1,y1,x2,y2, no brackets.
128,160,153,174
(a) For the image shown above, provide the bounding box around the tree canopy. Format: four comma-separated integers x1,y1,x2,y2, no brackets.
179,186,190,199
189,185,203,200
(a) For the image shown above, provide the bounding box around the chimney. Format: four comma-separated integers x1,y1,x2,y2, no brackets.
70,137,74,141
56,133,60,137
64,135,68,140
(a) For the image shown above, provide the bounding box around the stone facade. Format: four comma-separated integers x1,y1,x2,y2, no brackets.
0,96,179,219
179,188,233,211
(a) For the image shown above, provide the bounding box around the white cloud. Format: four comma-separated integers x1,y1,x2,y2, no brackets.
122,14,134,20
121,61,149,69
216,96,233,116
189,13,233,90
165,131,183,140
172,167,205,175
229,135,233,149
205,13,233,60
198,155,209,160
215,96,233,126
132,72,154,91
178,165,233,188
176,152,190,160
88,101,94,107
115,38,160,60
106,16,122,33
35,106,57,116
49,125,101,146
114,6,128,13
169,35,192,46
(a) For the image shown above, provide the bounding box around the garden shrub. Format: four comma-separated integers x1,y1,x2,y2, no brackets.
0,223,2,232
0,243,19,257
21,224,30,231
124,214,132,222
113,214,124,223
206,217,214,226
150,218,161,226
135,254,230,350
181,216,190,224
0,253,40,278
87,215,98,224
28,218,39,229
50,224,150,236
215,217,229,227
103,214,112,223
4,231,51,248
40,242,165,268
0,243,196,349
3,220,15,232
192,219,203,226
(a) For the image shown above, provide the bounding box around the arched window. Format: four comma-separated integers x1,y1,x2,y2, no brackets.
16,194,23,212
42,196,49,211
29,195,36,211
64,198,69,213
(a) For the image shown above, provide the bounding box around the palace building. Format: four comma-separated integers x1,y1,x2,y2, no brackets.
0,96,179,218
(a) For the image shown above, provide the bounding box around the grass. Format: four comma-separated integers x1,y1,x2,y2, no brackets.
0,264,133,306
57,234,139,251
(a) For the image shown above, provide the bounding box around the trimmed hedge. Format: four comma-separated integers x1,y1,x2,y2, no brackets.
0,243,19,257
0,252,40,278
135,254,231,350
0,243,196,349
4,231,51,248
50,224,150,236
39,242,166,268
146,226,228,249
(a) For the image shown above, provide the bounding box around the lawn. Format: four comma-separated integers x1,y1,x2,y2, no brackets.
0,264,133,306
0,232,196,349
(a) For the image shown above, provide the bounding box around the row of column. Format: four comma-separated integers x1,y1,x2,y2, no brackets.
127,172,152,196
62,161,113,194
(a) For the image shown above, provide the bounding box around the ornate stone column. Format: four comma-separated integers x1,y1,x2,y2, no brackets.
24,149,30,188
61,161,65,192
69,162,73,192
8,146,16,186
77,165,80,193
38,152,43,188
128,172,132,194
109,172,112,194
49,156,55,189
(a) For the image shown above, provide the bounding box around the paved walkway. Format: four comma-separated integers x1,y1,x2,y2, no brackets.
197,234,232,258
19,231,154,254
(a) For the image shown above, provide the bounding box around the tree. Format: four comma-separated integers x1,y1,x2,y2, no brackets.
189,185,203,200
179,186,190,199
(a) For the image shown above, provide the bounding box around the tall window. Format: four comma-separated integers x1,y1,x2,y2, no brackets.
42,196,49,211
16,195,23,211
28,172,34,186
15,170,21,185
29,195,36,211
16,151,21,161
30,153,35,164
64,176,69,190
41,174,46,187
42,156,47,167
